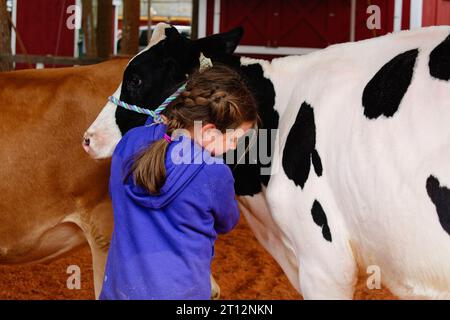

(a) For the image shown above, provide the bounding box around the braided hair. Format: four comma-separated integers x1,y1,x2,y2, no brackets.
128,64,258,194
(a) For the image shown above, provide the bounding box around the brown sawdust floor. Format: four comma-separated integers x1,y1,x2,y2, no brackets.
0,216,395,300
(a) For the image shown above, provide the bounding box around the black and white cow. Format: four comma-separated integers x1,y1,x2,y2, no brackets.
84,23,450,299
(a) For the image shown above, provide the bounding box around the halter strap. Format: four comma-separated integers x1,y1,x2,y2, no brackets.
163,133,172,143
108,82,187,123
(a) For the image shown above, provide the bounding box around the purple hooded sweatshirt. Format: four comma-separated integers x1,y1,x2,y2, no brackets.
99,122,240,300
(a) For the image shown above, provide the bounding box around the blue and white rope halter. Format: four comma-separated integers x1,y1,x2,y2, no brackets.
108,82,187,123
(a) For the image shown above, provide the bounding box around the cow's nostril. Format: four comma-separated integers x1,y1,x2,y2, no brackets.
84,137,90,146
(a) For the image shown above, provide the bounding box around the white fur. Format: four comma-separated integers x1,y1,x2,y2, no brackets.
241,26,450,299
83,85,123,159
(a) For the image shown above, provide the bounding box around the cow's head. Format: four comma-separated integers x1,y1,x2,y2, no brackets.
83,23,243,159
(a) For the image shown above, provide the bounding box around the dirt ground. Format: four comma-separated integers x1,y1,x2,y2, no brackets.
0,216,395,300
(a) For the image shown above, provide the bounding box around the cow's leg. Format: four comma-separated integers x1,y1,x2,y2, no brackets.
266,176,357,299
67,200,114,299
89,237,111,299
210,274,220,299
85,201,114,299
238,194,300,293
298,251,357,300
295,200,358,300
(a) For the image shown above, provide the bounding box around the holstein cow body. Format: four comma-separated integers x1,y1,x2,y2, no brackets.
0,59,128,298
260,26,450,299
85,24,450,299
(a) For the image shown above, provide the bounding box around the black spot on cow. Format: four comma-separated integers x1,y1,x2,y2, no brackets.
429,33,450,81
311,200,332,242
229,157,262,196
241,63,278,187
426,175,450,236
283,102,323,189
362,49,419,119
311,149,323,177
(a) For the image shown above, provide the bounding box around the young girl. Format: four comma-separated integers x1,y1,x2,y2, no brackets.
99,65,258,300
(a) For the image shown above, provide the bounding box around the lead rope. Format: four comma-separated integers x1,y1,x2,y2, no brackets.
108,82,187,123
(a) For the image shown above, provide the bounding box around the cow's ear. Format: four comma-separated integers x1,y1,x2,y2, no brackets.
149,22,173,47
163,26,191,55
193,27,244,57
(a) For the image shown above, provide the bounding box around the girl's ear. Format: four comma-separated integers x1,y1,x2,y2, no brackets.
200,124,218,142
201,123,217,133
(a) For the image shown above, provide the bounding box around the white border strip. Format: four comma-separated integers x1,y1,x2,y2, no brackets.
198,0,207,38
113,0,120,55
410,0,423,29
350,0,356,41
213,0,221,34
74,0,81,57
235,45,318,56
11,0,17,56
394,0,403,32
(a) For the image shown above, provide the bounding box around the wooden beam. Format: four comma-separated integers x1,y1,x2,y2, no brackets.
191,0,199,40
122,0,140,55
97,0,113,58
0,0,13,71
0,54,107,66
82,0,97,57
147,0,152,43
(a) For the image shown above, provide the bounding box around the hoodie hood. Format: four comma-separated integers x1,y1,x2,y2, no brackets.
116,122,220,209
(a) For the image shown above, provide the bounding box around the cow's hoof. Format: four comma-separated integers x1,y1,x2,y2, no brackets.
210,275,221,300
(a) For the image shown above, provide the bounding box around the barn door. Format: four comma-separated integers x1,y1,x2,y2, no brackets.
220,0,341,48
220,0,274,47
423,0,450,26
274,0,353,47
220,0,395,50
15,0,76,69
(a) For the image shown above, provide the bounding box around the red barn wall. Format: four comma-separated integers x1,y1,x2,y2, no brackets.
423,0,450,26
219,0,395,50
15,0,75,68
206,0,215,36
401,0,411,29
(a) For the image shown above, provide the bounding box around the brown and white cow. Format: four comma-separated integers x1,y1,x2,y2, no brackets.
0,58,128,298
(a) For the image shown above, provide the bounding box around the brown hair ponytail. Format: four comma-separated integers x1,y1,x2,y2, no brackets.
128,64,258,195
130,139,169,194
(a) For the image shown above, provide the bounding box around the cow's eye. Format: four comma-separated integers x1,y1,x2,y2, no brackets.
129,75,143,88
